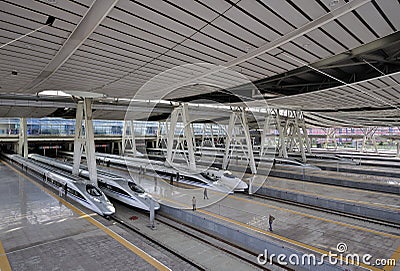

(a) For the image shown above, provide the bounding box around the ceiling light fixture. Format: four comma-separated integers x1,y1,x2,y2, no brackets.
11,70,18,76
0,16,55,49
303,43,310,48
329,0,339,7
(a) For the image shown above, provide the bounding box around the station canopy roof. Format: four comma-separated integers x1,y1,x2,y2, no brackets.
0,0,399,126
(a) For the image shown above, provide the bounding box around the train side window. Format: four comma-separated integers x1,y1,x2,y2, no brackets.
109,185,131,198
69,189,86,201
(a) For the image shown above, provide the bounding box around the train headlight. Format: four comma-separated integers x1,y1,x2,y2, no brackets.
107,205,115,213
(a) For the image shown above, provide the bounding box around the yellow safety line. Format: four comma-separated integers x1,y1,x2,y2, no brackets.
228,194,400,239
0,241,12,271
384,245,400,271
2,160,171,271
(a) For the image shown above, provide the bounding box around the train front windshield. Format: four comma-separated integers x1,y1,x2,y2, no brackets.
223,171,234,178
128,182,145,194
86,184,103,197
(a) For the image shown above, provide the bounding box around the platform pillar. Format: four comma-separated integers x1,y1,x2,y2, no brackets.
361,127,378,153
166,104,196,170
72,99,97,183
166,107,178,166
397,141,400,158
18,117,28,158
294,111,306,162
222,109,256,175
325,128,338,150
275,110,288,159
182,103,196,170
73,101,84,175
122,120,137,156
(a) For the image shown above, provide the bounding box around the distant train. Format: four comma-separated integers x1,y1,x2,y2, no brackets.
92,153,236,194
146,147,321,171
3,153,115,217
29,154,160,211
62,152,248,193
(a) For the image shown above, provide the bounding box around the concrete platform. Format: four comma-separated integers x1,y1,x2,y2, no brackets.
255,175,400,224
160,194,400,271
0,160,185,271
314,162,400,178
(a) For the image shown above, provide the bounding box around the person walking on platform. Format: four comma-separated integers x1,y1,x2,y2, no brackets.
170,175,173,185
269,214,275,232
58,185,63,197
203,188,209,199
192,196,197,211
64,183,68,199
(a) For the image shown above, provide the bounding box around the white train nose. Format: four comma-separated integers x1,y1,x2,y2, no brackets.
236,180,248,190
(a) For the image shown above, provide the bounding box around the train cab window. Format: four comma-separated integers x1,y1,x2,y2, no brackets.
128,182,145,194
86,184,102,197
223,171,234,178
69,189,86,201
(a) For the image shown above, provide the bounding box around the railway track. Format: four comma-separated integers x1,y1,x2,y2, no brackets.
110,202,290,271
250,192,400,229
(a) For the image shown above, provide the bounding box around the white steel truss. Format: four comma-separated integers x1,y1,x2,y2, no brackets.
166,103,196,170
156,121,169,149
274,109,311,162
259,113,276,157
72,98,97,183
200,123,216,149
121,120,137,156
18,117,28,158
324,128,338,150
361,127,379,153
222,109,257,174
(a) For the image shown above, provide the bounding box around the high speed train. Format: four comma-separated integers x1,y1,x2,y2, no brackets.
93,154,235,194
95,152,248,192
29,154,160,211
3,153,115,216
146,147,321,171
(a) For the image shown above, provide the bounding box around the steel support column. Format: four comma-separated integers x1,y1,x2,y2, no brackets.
166,108,179,166
397,140,400,158
122,120,137,156
182,104,196,170
275,110,288,159
222,112,236,170
18,117,28,158
72,102,84,175
222,110,256,175
72,99,97,183
84,98,97,183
